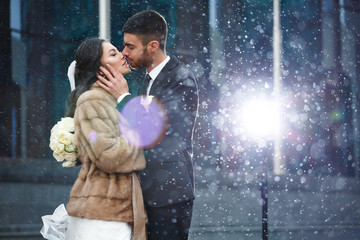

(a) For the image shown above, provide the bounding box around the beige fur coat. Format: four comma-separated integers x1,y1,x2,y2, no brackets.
66,85,147,239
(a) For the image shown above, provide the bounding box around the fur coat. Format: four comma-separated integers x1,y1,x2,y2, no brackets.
66,85,147,239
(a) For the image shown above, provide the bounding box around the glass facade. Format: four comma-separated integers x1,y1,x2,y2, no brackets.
1,0,99,161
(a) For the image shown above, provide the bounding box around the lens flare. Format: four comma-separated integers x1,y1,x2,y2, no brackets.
89,131,97,142
119,96,167,148
240,99,281,139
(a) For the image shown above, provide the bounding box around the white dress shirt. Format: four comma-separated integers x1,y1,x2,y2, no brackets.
145,56,170,95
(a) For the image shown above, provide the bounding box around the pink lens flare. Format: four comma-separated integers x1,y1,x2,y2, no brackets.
119,96,167,149
89,131,97,142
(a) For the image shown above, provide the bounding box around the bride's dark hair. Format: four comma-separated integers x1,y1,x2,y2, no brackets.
66,37,105,117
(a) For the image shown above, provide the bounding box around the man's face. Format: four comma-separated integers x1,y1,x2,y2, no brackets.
122,33,152,69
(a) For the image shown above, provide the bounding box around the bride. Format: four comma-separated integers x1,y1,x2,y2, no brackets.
49,37,147,240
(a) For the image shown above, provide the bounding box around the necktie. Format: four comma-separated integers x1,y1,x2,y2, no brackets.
140,74,151,95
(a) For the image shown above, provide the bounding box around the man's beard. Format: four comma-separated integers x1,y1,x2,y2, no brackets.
129,48,152,69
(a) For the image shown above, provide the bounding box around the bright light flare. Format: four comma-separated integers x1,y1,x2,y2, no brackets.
240,98,281,139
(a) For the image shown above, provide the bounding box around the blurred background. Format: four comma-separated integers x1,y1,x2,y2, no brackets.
0,0,359,239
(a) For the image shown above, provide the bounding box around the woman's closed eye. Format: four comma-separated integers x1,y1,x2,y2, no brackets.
108,49,118,57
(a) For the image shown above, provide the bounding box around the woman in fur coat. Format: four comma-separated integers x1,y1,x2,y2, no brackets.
64,38,147,240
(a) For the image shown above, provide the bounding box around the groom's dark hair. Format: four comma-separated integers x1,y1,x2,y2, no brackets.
122,10,167,51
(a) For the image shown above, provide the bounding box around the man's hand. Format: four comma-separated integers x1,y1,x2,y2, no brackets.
96,64,129,99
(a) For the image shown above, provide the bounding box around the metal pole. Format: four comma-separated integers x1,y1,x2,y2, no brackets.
273,0,283,175
99,0,111,40
261,152,268,240
11,0,27,159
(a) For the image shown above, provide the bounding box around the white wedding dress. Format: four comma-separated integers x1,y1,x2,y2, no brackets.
40,204,133,240
65,216,133,240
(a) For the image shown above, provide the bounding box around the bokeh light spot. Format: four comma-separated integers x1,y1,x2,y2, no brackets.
120,96,167,148
89,131,97,142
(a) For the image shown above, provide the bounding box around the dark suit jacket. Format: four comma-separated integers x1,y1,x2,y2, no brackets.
117,56,199,207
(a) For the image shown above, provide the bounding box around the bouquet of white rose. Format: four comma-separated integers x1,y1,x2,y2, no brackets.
49,117,78,167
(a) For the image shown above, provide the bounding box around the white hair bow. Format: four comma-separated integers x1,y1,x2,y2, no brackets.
67,60,76,91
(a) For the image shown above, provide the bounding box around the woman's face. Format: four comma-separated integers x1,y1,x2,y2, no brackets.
101,42,130,75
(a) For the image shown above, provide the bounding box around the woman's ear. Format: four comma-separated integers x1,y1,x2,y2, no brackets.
148,41,159,53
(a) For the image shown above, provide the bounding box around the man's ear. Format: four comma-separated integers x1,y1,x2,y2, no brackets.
148,40,160,53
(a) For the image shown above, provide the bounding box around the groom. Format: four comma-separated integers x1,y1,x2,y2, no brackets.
97,10,199,240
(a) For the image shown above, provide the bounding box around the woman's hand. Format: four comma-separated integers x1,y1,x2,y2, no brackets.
96,64,129,99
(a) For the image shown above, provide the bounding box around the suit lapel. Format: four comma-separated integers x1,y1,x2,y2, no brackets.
149,56,181,96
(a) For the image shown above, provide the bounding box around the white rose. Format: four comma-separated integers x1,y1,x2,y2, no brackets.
49,117,78,167
50,130,61,146
50,123,59,133
49,138,58,151
60,117,75,133
62,160,76,167
53,143,65,155
64,152,77,162
53,152,64,162
58,131,74,146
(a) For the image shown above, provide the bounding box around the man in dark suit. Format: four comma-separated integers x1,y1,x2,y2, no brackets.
97,10,199,240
